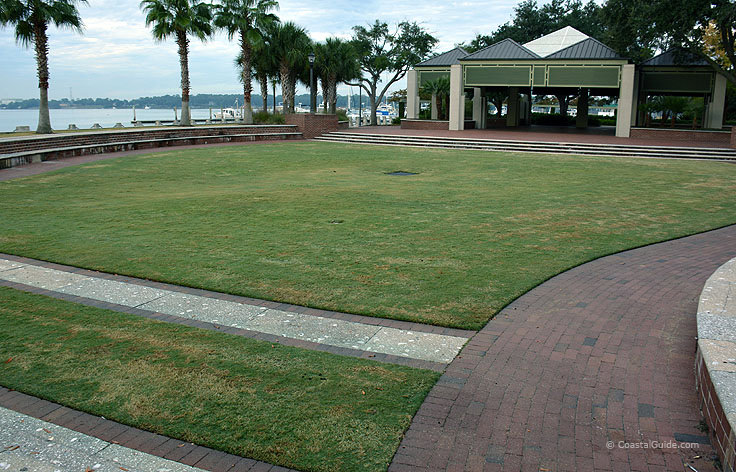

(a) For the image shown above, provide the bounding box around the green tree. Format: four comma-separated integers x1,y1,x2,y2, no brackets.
270,21,310,113
315,37,360,114
602,0,736,84
347,20,437,125
0,0,87,133
140,0,213,126
213,0,278,124
465,0,603,52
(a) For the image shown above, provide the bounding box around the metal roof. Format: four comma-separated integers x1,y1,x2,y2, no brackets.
523,26,589,57
416,47,469,67
545,37,623,59
642,49,709,66
463,39,540,60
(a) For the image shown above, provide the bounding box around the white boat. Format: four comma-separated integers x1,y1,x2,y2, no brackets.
213,107,241,120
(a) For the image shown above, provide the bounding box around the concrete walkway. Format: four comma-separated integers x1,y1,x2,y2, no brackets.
0,255,471,368
391,225,736,472
0,405,206,472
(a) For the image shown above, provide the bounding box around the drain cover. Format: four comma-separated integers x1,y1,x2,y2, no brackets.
385,171,418,176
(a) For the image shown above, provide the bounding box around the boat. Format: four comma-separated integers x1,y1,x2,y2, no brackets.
213,108,240,120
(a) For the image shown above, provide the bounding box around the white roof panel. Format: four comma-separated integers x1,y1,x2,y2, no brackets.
523,26,589,57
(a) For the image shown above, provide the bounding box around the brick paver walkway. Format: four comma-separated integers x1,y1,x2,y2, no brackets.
391,225,736,472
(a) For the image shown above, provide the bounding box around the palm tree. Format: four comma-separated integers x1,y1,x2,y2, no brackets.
0,0,87,134
213,0,278,124
236,38,276,115
140,0,212,126
269,21,310,114
421,77,450,120
251,24,278,113
315,37,359,114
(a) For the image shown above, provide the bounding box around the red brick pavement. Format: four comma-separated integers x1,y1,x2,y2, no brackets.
390,225,736,472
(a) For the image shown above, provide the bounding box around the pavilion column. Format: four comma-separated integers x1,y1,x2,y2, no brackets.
576,88,589,129
630,70,640,127
615,64,635,138
472,88,485,129
449,64,465,131
407,69,419,120
431,95,438,120
506,87,520,127
705,73,727,129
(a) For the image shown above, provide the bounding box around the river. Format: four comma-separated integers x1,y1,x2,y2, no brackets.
0,108,223,132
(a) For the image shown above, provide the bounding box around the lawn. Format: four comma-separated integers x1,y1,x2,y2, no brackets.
0,286,438,472
1,141,735,329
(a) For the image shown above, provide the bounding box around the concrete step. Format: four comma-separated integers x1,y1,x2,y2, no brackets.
315,132,736,160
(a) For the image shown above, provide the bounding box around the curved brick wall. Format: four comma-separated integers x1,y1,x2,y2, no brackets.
0,125,302,170
696,257,736,472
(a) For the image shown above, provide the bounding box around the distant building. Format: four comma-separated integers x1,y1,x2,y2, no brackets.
0,99,22,105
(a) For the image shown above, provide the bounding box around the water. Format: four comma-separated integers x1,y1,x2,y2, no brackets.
0,108,221,132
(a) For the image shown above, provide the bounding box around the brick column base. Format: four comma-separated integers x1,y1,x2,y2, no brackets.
284,114,339,139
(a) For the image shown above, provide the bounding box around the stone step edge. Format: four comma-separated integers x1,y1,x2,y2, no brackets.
314,136,736,160
326,131,736,153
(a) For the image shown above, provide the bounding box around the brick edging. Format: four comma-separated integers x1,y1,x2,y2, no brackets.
0,386,294,472
695,257,736,472
696,351,736,472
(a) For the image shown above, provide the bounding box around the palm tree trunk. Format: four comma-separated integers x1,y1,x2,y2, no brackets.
260,75,268,113
288,74,296,114
34,22,52,134
272,80,277,114
321,79,328,113
279,65,291,114
176,30,192,126
328,76,337,114
240,33,253,124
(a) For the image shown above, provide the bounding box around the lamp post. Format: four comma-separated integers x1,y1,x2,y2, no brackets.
308,52,316,114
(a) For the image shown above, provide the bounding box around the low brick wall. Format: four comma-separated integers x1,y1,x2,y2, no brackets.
486,117,508,128
630,127,731,146
401,120,449,130
284,113,339,139
0,125,303,170
695,257,736,472
0,125,300,156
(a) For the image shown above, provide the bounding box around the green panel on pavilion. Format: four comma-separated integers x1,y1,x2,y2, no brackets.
465,66,532,86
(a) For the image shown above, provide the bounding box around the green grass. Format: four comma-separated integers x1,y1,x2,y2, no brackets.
0,286,438,472
1,142,735,329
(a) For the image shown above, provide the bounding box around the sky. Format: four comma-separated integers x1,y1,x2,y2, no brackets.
0,0,523,101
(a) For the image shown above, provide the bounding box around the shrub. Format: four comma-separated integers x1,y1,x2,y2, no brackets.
336,109,348,122
253,111,285,125
392,117,401,125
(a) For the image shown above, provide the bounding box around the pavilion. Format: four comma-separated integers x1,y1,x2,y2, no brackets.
406,27,727,138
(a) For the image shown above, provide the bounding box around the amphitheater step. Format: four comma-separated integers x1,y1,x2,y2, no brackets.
0,128,303,170
314,132,736,161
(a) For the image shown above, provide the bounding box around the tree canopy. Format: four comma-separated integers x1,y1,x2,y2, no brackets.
465,0,603,52
348,20,437,125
